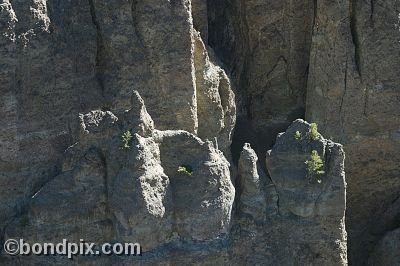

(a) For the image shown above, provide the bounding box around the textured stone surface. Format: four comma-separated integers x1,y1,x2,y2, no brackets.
3,91,235,264
193,31,236,155
1,0,399,265
368,228,400,266
208,0,400,264
305,1,400,263
265,119,347,265
209,0,314,162
237,143,267,222
0,0,236,233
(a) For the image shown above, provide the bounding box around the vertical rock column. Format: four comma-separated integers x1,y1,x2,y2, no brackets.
266,119,347,265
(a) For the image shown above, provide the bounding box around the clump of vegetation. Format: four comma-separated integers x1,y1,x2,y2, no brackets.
121,130,133,150
309,123,320,141
305,150,325,183
177,165,193,176
294,130,302,141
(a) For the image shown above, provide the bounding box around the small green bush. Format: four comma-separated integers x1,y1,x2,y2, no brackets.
121,130,133,150
305,150,325,183
177,165,193,176
309,123,320,141
294,130,302,141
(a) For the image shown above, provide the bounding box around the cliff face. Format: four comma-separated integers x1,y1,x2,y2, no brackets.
208,0,400,264
0,0,398,265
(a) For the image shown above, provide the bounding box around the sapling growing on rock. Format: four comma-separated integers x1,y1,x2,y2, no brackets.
177,165,193,176
305,150,325,183
294,130,302,141
309,123,320,141
121,130,133,150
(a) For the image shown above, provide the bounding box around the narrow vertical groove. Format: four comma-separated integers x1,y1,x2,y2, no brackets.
88,0,105,96
340,59,348,138
370,0,374,24
312,0,317,32
350,0,361,76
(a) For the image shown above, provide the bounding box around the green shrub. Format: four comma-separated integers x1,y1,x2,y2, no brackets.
305,150,325,183
309,123,320,141
294,130,302,141
121,130,133,150
177,165,193,176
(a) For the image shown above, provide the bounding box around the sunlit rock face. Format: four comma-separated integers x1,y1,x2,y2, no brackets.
2,0,399,265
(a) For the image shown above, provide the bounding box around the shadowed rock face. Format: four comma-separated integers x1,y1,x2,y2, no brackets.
368,228,400,266
0,0,398,265
208,0,400,264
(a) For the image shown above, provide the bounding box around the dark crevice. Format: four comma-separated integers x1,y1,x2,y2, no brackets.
305,0,316,114
131,0,143,46
340,59,348,138
265,56,288,80
312,0,318,33
208,0,311,169
350,0,362,76
370,0,374,24
88,0,106,97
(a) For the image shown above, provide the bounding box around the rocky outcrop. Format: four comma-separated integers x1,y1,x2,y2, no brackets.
0,0,236,239
193,31,236,155
3,91,235,264
264,119,347,265
1,90,349,265
266,120,347,219
208,1,400,264
305,1,400,263
1,0,399,265
237,143,267,222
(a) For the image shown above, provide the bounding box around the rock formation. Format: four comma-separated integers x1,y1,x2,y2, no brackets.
0,0,399,265
265,120,347,265
208,1,400,264
3,91,236,265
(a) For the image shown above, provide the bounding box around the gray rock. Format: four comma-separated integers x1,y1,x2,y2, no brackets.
208,0,313,154
265,119,347,265
305,1,400,263
4,91,235,264
0,0,237,238
193,31,236,156
368,228,400,266
237,143,267,222
3,0,399,265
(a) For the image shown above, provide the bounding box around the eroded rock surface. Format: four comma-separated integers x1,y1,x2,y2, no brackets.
264,119,347,265
1,0,398,265
237,143,267,222
368,228,400,266
305,1,400,263
208,1,400,264
3,91,235,265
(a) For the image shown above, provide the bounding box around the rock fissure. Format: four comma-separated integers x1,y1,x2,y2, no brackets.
350,0,361,76
88,0,106,97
